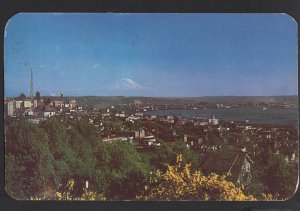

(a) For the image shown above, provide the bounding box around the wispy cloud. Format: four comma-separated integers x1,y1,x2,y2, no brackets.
93,63,99,68
55,46,60,53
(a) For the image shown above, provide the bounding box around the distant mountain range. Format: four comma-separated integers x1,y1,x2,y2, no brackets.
71,95,298,107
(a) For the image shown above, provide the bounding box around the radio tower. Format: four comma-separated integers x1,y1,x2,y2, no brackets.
29,68,33,99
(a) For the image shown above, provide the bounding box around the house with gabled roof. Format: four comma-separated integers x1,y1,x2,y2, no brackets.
199,149,254,186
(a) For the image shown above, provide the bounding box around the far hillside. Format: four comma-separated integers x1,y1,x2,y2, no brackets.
67,95,298,107
193,96,298,105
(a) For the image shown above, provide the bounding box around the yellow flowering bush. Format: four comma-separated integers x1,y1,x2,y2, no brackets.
260,193,278,201
137,154,256,201
30,196,48,200
54,179,106,200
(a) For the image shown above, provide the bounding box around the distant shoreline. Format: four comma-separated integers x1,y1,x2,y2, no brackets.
5,95,298,107
144,107,299,127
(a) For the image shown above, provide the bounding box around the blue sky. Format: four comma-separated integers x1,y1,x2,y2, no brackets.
4,13,298,97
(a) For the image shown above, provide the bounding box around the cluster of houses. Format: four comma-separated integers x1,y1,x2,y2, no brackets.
4,93,298,186
4,92,78,123
92,108,297,185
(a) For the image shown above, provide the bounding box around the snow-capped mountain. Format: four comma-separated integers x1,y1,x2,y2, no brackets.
110,78,150,91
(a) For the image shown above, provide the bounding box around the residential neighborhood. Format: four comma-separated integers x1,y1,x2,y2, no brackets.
4,91,298,191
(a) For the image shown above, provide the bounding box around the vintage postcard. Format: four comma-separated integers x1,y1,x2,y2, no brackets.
4,13,298,200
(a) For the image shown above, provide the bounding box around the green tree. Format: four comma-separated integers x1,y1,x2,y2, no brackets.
39,117,77,186
66,127,97,194
40,117,69,159
5,121,55,199
75,118,101,148
94,141,150,199
250,148,298,199
5,154,27,199
141,141,199,171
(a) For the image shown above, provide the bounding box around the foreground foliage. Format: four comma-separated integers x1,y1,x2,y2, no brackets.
31,179,106,200
54,179,106,200
5,118,148,200
137,154,256,201
5,117,297,200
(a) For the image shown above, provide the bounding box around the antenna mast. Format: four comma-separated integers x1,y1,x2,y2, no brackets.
29,68,33,99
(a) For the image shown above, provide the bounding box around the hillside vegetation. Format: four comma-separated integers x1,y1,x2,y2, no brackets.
69,95,298,107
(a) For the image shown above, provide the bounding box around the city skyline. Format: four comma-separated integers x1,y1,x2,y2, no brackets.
4,13,298,97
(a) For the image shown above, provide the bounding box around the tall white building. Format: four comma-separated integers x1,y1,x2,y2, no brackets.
33,99,38,108
7,101,15,116
24,100,32,108
209,115,219,125
15,100,23,109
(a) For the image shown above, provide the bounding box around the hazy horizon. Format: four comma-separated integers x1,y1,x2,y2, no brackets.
4,13,298,97
4,93,298,98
